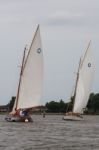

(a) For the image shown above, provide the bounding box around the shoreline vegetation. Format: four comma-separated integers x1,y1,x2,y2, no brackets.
1,112,99,115
0,92,99,115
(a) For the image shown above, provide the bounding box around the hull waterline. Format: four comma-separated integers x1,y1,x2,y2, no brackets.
63,115,83,121
5,115,33,122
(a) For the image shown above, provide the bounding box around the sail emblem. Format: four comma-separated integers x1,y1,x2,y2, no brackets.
37,48,41,53
88,63,91,67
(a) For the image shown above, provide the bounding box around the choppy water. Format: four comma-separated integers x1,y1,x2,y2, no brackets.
0,115,99,150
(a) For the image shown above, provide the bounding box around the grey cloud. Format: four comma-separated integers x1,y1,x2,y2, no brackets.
43,11,99,29
44,11,86,26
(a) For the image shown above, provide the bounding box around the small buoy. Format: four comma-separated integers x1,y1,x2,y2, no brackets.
25,119,28,122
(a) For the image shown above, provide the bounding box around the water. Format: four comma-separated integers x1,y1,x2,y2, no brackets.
0,115,99,150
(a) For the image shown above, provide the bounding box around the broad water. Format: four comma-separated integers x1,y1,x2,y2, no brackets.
0,115,99,150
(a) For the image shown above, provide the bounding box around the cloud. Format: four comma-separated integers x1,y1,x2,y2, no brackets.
45,11,86,26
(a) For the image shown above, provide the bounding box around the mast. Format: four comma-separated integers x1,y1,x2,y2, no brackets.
72,41,94,113
12,25,42,111
15,47,27,110
72,41,91,112
65,58,81,113
72,57,81,112
16,25,43,110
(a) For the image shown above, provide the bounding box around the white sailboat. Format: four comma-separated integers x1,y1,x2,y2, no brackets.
63,41,95,121
5,25,43,122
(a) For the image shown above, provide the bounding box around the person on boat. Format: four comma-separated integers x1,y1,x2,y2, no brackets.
19,109,25,117
22,109,29,116
19,109,30,117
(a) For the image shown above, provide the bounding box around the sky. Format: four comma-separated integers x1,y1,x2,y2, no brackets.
0,0,99,105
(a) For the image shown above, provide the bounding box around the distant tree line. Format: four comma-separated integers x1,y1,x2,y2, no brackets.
87,93,99,114
45,100,67,113
45,93,99,114
7,96,16,111
6,93,99,114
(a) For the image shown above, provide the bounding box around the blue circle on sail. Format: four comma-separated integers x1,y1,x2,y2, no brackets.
37,48,41,53
88,63,91,67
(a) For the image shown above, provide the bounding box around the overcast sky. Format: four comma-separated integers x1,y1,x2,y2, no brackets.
0,0,99,105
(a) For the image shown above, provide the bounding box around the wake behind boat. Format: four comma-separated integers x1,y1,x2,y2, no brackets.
63,41,95,121
5,25,43,122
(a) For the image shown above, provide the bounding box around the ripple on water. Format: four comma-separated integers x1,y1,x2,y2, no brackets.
0,115,99,150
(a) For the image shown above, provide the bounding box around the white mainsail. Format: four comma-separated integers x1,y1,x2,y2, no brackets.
73,42,95,113
12,25,43,111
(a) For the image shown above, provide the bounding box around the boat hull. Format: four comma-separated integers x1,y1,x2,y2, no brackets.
5,115,33,122
63,115,83,121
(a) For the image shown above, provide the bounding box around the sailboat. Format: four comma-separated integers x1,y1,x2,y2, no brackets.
63,41,95,121
5,25,43,122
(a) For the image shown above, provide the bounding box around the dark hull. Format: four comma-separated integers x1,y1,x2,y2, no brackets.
5,115,33,122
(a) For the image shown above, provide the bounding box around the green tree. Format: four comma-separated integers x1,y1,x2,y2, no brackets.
92,94,99,113
7,96,16,111
46,101,60,112
87,93,99,114
59,99,66,112
45,100,68,113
